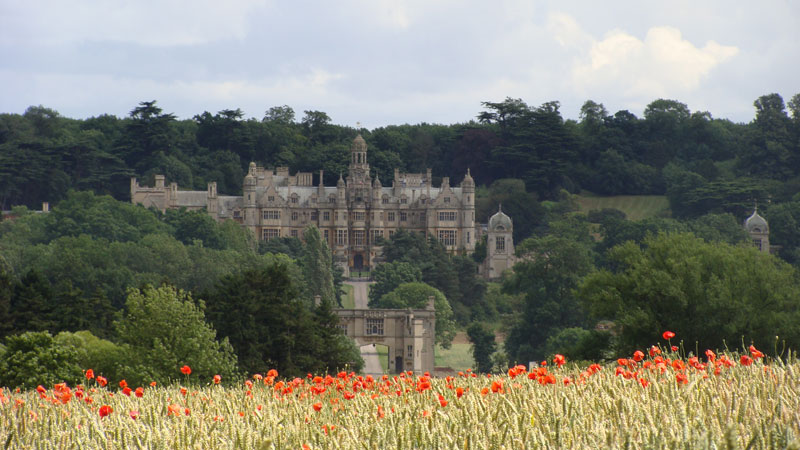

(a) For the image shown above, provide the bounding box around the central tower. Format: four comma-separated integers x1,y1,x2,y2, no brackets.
347,134,371,204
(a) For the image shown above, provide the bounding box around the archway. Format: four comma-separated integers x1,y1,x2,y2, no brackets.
353,253,364,271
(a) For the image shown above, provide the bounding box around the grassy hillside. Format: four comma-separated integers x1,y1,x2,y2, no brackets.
576,194,670,221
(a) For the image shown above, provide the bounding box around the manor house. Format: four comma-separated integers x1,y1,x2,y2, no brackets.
131,135,478,275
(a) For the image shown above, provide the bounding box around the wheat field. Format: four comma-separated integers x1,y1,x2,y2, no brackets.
2,348,799,449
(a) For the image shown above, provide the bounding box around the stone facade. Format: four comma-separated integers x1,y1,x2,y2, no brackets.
132,135,477,274
745,207,771,253
480,205,517,280
334,303,435,374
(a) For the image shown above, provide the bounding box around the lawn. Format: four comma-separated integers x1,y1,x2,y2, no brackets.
435,343,474,370
340,284,355,309
576,193,670,221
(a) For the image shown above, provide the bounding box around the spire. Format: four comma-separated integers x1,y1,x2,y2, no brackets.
498,203,502,213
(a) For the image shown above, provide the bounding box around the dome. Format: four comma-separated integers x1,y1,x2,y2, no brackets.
462,168,474,186
488,205,512,231
745,210,768,233
351,134,367,152
244,162,257,186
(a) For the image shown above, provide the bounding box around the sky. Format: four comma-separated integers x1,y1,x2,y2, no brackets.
1,0,798,129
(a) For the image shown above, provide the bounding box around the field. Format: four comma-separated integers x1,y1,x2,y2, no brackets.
576,193,670,221
3,346,798,449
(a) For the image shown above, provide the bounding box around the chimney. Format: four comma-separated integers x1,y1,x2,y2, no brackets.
426,296,435,310
42,202,49,212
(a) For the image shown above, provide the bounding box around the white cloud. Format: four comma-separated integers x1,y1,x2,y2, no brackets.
571,25,739,98
0,0,269,46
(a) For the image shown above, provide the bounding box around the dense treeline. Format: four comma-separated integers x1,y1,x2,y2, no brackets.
3,94,800,221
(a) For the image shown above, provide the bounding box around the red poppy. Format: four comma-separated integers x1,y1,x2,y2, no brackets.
313,402,322,412
36,385,46,394
740,355,753,366
135,387,144,398
168,404,181,416
490,380,504,393
456,387,464,398
122,387,132,396
119,379,128,389
632,350,645,362
554,354,566,368
213,375,221,384
267,369,278,378
85,369,94,380
438,394,448,407
377,405,385,419
129,410,139,420
705,349,716,362
675,373,688,385
180,365,192,376
749,345,764,359
98,405,113,417
662,331,675,340
649,346,661,357
671,346,679,352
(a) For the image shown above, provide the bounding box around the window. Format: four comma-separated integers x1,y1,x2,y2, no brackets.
323,211,330,221
372,230,383,244
291,229,298,238
496,236,505,253
366,318,384,336
329,195,336,204
338,324,348,334
291,195,298,204
408,345,413,358
353,212,366,221
353,230,365,245
291,211,299,221
387,212,395,221
420,212,426,223
438,230,456,246
388,230,395,238
337,229,347,246
421,198,426,205
268,195,274,202
262,228,279,241
311,211,318,220
233,210,241,219
324,229,329,242
438,211,457,221
400,197,407,204
382,196,389,205
467,231,470,244
753,239,762,251
263,210,280,220
444,197,451,203
399,212,407,222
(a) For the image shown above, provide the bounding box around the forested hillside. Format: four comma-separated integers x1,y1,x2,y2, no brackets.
3,93,800,380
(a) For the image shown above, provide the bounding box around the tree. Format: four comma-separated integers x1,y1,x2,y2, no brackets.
466,322,496,373
115,285,238,386
374,282,456,348
301,226,336,306
203,260,362,376
503,235,594,363
0,331,83,389
367,261,422,306
263,105,296,125
580,232,800,356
